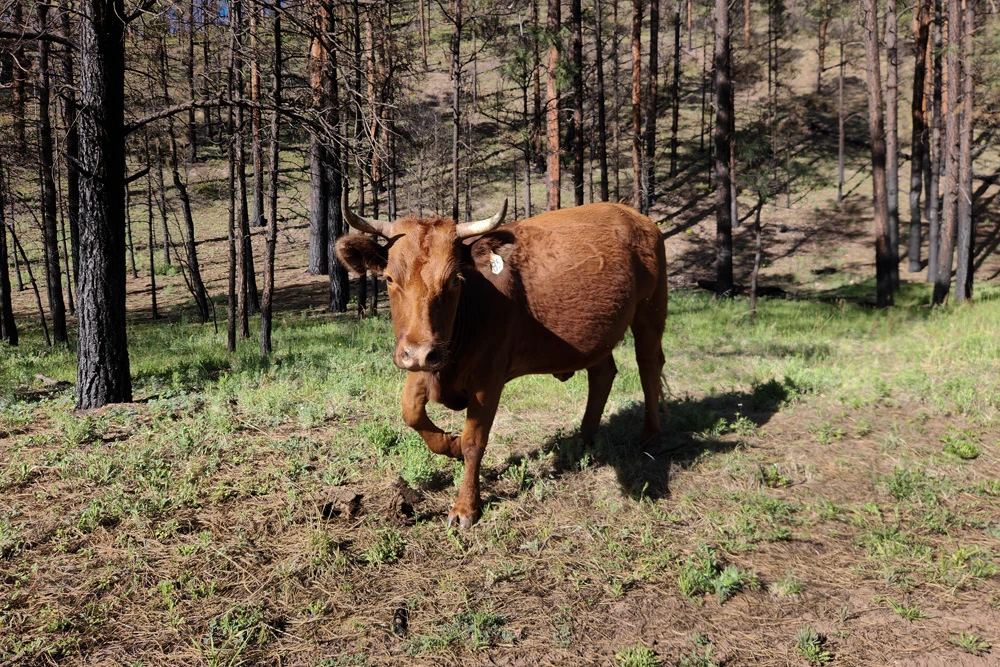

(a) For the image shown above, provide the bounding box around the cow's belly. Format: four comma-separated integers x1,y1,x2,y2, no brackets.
506,276,639,378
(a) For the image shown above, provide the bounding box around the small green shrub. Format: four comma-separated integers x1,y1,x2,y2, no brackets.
360,527,405,567
677,544,755,604
615,641,660,667
949,632,990,656
795,626,832,665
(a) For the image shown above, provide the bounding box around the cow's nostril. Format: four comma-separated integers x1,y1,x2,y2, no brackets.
424,349,441,367
401,347,413,361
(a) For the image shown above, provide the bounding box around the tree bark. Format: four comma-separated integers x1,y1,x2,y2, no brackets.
12,223,50,345
125,185,137,279
572,0,585,206
546,0,561,210
0,174,17,345
953,0,974,302
612,0,622,200
418,0,429,68
186,0,198,162
643,0,659,213
261,2,282,355
308,0,328,275
12,1,27,154
60,6,80,289
745,0,752,48
325,0,349,313
631,0,643,208
713,0,733,296
908,0,931,272
37,4,68,344
452,0,463,221
816,0,829,93
594,0,609,202
232,0,250,336
145,138,159,321
926,0,943,284
532,0,545,173
76,0,132,408
250,4,265,227
932,0,961,305
885,0,900,291
669,6,681,177
837,32,845,202
861,0,894,307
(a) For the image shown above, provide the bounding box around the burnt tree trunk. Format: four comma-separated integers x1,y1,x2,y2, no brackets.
572,0,585,206
932,0,961,305
861,0,894,307
669,5,681,177
37,4,68,344
643,0,659,212
885,0,900,291
325,0,348,313
0,172,17,345
12,223,50,345
250,4,265,227
145,138,159,321
186,0,198,161
953,0,974,302
60,6,80,288
595,0,610,202
816,0,829,93
631,0,642,208
926,0,943,284
612,0,622,200
76,0,132,408
908,0,931,272
308,0,329,275
451,0,463,221
532,0,545,173
261,2,282,355
713,0,734,296
546,0,561,210
12,1,27,154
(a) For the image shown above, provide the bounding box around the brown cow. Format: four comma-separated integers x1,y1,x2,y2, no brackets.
336,194,668,529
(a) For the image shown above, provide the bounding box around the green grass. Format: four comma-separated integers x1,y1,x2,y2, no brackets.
795,626,832,665
949,632,991,656
615,642,660,667
3,288,1000,663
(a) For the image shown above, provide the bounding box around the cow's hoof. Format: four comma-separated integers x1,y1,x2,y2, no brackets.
446,508,479,530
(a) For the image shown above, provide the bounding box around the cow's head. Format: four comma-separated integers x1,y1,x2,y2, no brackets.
335,192,507,372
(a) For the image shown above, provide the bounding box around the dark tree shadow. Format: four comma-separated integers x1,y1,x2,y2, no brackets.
488,378,794,504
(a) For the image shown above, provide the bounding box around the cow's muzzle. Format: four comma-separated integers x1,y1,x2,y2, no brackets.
395,342,446,372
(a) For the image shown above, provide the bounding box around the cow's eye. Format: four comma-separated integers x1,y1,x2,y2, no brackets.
449,275,462,289
384,275,394,285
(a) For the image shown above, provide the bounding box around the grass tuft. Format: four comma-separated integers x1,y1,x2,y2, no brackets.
615,641,660,667
795,625,832,665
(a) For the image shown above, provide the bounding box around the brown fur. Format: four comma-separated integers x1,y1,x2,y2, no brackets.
335,202,668,528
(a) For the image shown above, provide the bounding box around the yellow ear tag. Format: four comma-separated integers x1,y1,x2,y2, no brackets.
489,252,504,275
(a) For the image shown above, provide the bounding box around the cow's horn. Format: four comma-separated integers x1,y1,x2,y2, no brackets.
455,198,508,239
342,189,391,237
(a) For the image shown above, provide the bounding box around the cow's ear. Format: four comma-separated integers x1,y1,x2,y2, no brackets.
336,235,388,274
467,231,515,275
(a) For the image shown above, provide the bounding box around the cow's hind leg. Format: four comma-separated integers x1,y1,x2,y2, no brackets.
631,296,667,448
580,354,617,444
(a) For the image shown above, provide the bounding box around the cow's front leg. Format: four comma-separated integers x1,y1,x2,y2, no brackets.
401,372,462,458
448,386,502,530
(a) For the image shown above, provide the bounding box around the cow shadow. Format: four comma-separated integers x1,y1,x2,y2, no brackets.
490,378,792,503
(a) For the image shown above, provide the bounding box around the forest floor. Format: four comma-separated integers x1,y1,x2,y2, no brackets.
4,21,1000,667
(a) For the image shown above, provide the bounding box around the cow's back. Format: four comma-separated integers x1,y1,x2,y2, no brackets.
499,202,666,376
